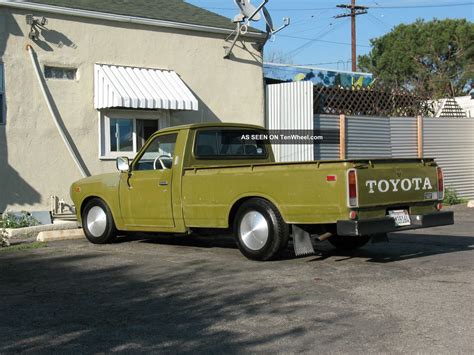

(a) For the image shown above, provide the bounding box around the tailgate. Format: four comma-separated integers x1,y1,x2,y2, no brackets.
354,159,440,208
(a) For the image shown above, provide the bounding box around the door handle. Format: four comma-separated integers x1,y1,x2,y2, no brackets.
159,181,168,186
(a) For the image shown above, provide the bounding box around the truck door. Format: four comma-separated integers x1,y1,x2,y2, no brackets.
119,133,178,228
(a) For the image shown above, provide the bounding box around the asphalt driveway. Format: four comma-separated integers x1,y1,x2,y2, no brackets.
1,205,473,353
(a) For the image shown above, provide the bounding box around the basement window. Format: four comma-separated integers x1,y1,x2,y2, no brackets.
44,66,77,80
0,63,4,124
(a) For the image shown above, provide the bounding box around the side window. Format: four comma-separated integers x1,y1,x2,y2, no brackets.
134,133,177,171
110,118,134,152
195,129,267,159
101,115,163,159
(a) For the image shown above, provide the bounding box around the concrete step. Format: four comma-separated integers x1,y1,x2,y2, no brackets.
37,228,85,242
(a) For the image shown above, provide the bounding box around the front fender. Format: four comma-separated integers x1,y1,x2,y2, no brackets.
70,173,125,229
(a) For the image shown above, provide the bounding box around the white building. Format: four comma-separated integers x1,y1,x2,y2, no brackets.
0,0,267,211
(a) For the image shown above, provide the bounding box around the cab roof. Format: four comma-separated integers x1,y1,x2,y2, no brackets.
158,122,266,134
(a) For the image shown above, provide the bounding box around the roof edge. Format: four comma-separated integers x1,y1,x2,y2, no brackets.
0,0,266,39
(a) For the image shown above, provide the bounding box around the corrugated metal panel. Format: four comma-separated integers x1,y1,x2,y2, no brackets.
423,118,474,199
266,81,314,162
390,117,418,158
94,64,198,110
314,114,340,160
346,116,391,159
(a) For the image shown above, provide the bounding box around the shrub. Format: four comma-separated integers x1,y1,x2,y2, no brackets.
443,187,464,205
0,212,41,248
0,229,9,247
0,212,41,229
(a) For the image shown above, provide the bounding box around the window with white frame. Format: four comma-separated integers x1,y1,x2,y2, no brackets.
99,111,170,159
0,63,4,124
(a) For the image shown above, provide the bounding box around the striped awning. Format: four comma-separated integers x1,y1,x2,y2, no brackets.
94,64,198,111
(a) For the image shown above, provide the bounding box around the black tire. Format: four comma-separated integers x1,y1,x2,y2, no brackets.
82,198,117,244
234,198,289,261
328,235,371,251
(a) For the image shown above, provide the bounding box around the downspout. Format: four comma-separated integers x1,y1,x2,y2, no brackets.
26,44,88,178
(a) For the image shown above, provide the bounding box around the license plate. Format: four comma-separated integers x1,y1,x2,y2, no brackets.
389,209,411,227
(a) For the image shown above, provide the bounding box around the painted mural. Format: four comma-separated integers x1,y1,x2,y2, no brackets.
264,63,374,88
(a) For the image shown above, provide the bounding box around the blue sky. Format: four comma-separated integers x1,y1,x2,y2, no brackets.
186,0,474,71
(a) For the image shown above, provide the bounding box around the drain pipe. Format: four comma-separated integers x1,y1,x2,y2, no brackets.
26,44,88,178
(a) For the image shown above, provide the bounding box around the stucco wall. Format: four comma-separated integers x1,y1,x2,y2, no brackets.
0,7,265,211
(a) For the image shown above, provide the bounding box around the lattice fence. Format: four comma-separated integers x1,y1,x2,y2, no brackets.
313,86,432,117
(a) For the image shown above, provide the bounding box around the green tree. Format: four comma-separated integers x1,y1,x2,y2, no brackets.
359,18,474,98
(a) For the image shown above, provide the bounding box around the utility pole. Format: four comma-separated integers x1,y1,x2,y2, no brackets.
335,0,368,72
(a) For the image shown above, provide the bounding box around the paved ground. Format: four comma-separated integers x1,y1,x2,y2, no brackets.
1,205,473,353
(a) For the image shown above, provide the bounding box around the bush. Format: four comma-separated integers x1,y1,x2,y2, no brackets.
443,187,465,205
1,229,9,247
0,212,41,248
0,212,41,229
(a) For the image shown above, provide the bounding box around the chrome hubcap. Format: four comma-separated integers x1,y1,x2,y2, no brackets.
86,206,107,237
239,211,269,251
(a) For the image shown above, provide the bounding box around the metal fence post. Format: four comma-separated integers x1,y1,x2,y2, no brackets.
417,115,423,158
339,113,346,159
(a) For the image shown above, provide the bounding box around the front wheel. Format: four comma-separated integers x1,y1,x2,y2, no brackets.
234,198,289,261
82,198,118,244
328,235,371,251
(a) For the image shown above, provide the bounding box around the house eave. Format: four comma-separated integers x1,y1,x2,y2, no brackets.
0,0,266,40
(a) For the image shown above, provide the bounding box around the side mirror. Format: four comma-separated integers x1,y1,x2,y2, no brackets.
116,157,130,172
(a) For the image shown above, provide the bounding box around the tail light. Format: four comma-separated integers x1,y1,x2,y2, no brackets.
347,169,358,207
437,167,444,200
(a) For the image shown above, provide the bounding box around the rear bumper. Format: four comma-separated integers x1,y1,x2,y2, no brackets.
337,211,454,237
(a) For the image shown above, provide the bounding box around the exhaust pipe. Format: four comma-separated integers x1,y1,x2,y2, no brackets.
317,232,332,241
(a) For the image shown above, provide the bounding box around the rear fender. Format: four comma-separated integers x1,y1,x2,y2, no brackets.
227,193,285,227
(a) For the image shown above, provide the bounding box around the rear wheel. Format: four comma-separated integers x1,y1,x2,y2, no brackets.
82,198,117,244
328,235,371,251
234,198,289,261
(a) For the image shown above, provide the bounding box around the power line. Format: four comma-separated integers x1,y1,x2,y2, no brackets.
269,18,350,63
286,18,350,58
300,60,351,66
287,23,336,36
284,15,332,32
203,7,336,12
266,60,356,71
279,34,371,48
201,2,473,11
283,11,337,36
284,9,334,30
367,13,391,30
369,2,473,9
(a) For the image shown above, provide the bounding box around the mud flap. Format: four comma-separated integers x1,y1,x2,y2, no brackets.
292,225,315,256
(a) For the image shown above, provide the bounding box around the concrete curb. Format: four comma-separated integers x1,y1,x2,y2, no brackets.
37,229,85,242
5,222,79,240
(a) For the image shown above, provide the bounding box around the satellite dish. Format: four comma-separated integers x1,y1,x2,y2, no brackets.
224,0,290,58
234,0,261,21
262,6,273,32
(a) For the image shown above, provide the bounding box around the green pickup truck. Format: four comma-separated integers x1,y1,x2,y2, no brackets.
71,123,453,260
